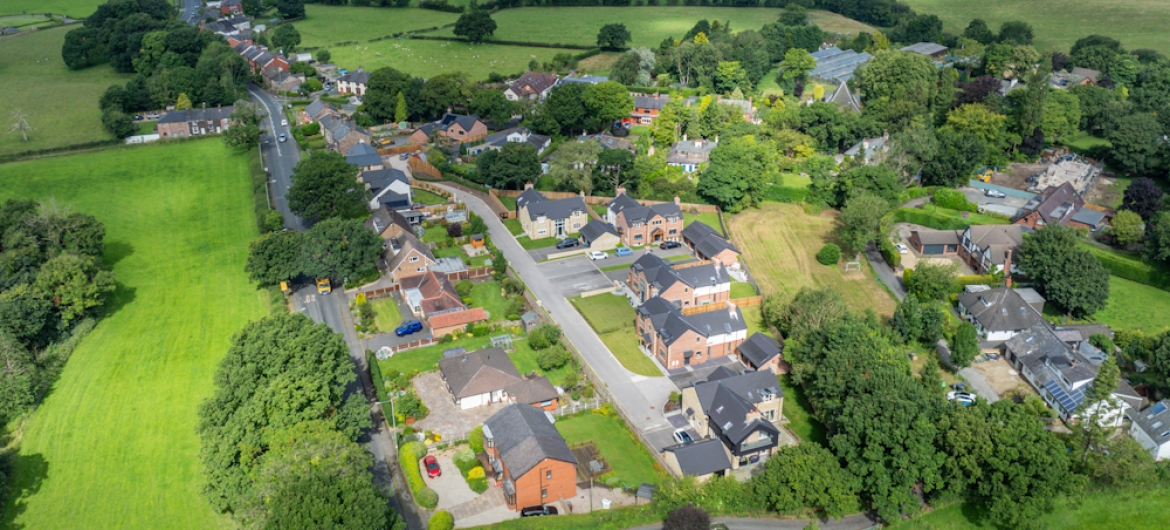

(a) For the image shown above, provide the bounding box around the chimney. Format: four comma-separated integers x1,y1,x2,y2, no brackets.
862,139,870,151
616,186,626,196
525,182,534,190
674,196,681,206
695,140,701,148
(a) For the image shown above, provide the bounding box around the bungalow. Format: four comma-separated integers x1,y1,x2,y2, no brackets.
439,348,523,409
577,219,620,251
637,298,747,369
505,376,560,411
667,138,717,173
681,221,739,270
839,133,888,165
614,196,683,247
515,185,588,240
956,287,1043,341
681,366,784,469
429,307,489,338
346,142,384,171
504,71,559,101
908,228,961,255
400,270,463,317
382,231,435,282
156,106,234,138
1127,400,1170,461
627,253,730,307
410,113,488,145
1014,182,1084,229
467,127,550,156
364,205,414,240
337,67,370,96
362,167,412,210
736,332,785,373
959,224,1030,275
483,404,577,510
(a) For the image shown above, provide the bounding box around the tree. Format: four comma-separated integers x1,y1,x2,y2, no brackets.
905,262,957,302
1042,88,1081,140
951,322,979,368
901,14,943,44
837,193,890,253
481,142,540,190
582,82,634,131
662,505,708,530
223,101,262,149
8,109,33,143
1145,211,1170,266
61,26,108,69
287,152,363,222
468,88,514,126
714,61,750,95
246,230,304,285
420,72,472,117
363,67,413,122
1077,355,1120,463
0,285,55,348
763,287,847,340
816,243,841,265
34,253,116,323
811,165,902,208
395,92,409,123
891,296,944,344
300,218,382,281
780,48,816,84
609,51,642,86
547,140,601,193
1121,177,1164,220
453,11,497,43
315,48,331,63
271,24,302,53
596,23,631,50
1109,210,1144,248
920,128,986,187
753,443,858,518
0,332,37,426
595,145,637,194
963,19,995,44
997,21,1034,45
277,0,305,19
1017,224,1110,317
698,135,772,213
856,49,935,112
101,108,136,139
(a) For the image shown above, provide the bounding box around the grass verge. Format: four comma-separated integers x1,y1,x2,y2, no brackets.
776,375,827,446
413,187,448,205
517,235,563,250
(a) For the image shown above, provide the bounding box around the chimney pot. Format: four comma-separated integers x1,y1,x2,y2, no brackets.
674,196,681,205
525,182,534,190
862,139,870,150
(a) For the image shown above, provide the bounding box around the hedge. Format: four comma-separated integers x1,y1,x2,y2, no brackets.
934,189,977,212
428,511,455,530
469,425,485,453
763,184,809,204
1082,245,1170,291
879,239,901,268
367,350,389,402
400,441,439,509
900,186,940,204
409,35,596,50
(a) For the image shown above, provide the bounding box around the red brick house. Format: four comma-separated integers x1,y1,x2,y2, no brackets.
627,253,730,307
483,404,577,511
612,194,683,247
628,94,669,124
681,221,740,270
1013,182,1084,229
221,0,243,15
409,113,488,145
382,231,434,281
504,71,558,101
429,308,489,339
637,298,748,369
156,106,234,138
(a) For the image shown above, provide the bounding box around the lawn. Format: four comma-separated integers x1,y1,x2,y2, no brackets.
510,338,573,384
728,203,897,317
413,187,449,205
503,217,524,236
422,223,448,243
381,335,496,375
776,374,827,446
371,296,404,332
323,37,579,80
683,211,723,235
136,121,155,135
892,204,1010,231
428,7,873,48
517,235,563,250
0,0,100,16
554,413,662,487
297,5,460,48
0,27,131,157
1088,276,1170,334
469,281,511,322
0,139,267,529
730,281,757,299
499,195,518,211
569,293,635,335
598,328,663,377
900,0,1170,55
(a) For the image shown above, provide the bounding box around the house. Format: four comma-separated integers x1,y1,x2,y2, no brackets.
156,106,234,138
721,98,757,123
1004,324,1135,426
262,66,304,92
736,332,785,373
1068,207,1108,231
957,287,1043,341
506,376,560,411
363,167,412,210
900,42,949,58
824,80,861,113
202,16,250,37
908,228,961,255
438,348,523,409
577,132,636,154
232,43,289,73
365,205,414,240
808,46,872,83
1127,400,1170,461
629,94,669,124
667,138,717,173
382,231,435,282
337,67,370,96
467,127,551,156
681,221,739,270
304,99,339,123
346,142,383,171
429,307,489,338
483,404,577,511
220,0,243,15
1071,67,1102,86
637,299,747,369
661,438,732,481
1013,287,1047,314
839,133,888,165
410,114,488,145
627,253,730,307
578,219,620,251
614,196,683,247
681,366,783,469
400,270,463,317
1014,182,1085,229
504,71,559,101
606,188,641,225
515,184,588,240
321,115,372,154
959,224,1030,275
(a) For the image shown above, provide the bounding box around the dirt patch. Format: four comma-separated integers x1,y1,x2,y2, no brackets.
1084,172,1122,208
991,163,1047,192
969,357,1035,398
570,443,610,483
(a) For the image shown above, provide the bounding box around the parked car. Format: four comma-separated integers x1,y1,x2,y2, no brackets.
411,203,426,210
946,391,976,406
278,134,287,143
659,241,681,250
133,115,144,121
672,429,693,445
556,238,579,250
400,153,410,160
280,119,288,127
615,246,632,257
895,243,909,254
520,505,558,517
984,189,1007,198
423,455,441,478
395,320,423,337
589,251,608,260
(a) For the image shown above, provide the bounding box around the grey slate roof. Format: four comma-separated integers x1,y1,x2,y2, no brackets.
365,205,411,235
1070,208,1107,228
157,106,235,124
634,95,670,110
338,68,370,85
664,438,732,476
958,287,1042,333
558,75,609,84
305,99,335,119
515,187,546,210
737,333,783,367
520,190,586,222
505,376,559,405
900,42,949,56
608,192,641,217
913,229,961,246
346,142,382,167
1127,400,1170,443
383,231,433,273
483,404,576,478
620,201,681,224
682,222,721,247
1019,182,1084,225
438,347,522,399
658,304,746,347
825,80,861,113
693,370,781,445
579,219,617,244
438,113,482,132
1005,324,1099,413
362,167,408,194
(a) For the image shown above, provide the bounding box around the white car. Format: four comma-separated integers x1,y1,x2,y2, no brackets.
278,134,287,143
895,243,909,254
984,189,1007,199
281,119,288,127
947,391,976,406
589,251,608,260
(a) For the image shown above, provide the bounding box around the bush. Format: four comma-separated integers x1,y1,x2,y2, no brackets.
469,425,484,453
529,323,561,350
396,392,429,420
879,239,901,268
447,222,463,238
456,280,473,297
537,345,572,371
505,297,526,320
816,243,840,265
502,278,524,295
467,476,489,493
400,441,438,508
261,210,285,233
663,504,709,530
467,466,485,480
416,487,439,509
453,447,478,473
428,510,454,530
934,189,977,212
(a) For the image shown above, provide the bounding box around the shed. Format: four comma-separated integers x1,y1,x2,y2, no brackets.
471,233,485,248
521,311,542,332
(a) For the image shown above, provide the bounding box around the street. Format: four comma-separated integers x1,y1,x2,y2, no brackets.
179,0,202,25
248,84,308,231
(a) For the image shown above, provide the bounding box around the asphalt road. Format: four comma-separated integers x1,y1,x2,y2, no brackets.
179,0,202,25
248,84,308,231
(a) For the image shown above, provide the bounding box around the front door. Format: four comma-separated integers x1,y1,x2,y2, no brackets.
555,219,565,238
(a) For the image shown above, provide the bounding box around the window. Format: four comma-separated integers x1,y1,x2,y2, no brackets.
545,470,552,480
573,223,581,229
541,489,548,498
763,393,774,402
538,228,547,234
486,438,495,448
409,256,418,262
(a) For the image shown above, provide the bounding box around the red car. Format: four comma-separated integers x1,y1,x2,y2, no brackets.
424,455,441,478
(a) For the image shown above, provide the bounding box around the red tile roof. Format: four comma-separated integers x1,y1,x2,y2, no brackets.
429,307,488,330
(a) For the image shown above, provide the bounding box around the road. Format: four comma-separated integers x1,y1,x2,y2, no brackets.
179,0,202,25
631,514,879,530
248,84,308,231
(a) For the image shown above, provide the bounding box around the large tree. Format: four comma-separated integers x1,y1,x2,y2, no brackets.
697,135,772,213
905,262,958,302
920,128,986,187
363,67,413,122
287,152,363,222
1145,211,1170,266
453,10,497,43
1017,224,1110,317
1108,210,1144,248
582,81,635,131
419,72,473,118
855,49,935,117
300,218,383,281
245,230,305,286
277,0,305,19
752,443,859,518
33,253,116,324
547,140,601,194
761,287,847,341
479,142,540,190
596,23,631,50
836,192,890,253
1120,177,1164,220
1107,112,1163,177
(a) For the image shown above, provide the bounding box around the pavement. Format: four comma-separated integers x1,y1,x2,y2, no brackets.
248,84,308,231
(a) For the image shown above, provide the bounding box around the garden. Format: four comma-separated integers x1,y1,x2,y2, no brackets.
554,406,663,489
569,294,662,377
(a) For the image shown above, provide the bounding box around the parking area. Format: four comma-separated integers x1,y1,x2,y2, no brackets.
967,357,1036,398
533,246,696,298
367,294,433,350
412,372,509,441
892,223,977,274
427,448,482,511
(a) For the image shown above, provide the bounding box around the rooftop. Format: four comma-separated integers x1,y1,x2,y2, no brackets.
483,404,576,478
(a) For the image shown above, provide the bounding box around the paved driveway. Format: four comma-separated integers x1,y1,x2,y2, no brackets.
536,256,615,297
413,372,508,440
427,449,479,511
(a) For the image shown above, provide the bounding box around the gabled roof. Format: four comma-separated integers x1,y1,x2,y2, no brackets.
365,205,412,236
525,195,586,222
1020,182,1084,225
437,113,482,132
695,235,738,259
1070,207,1107,227
958,287,1042,332
825,81,861,113
346,142,382,167
737,333,783,367
362,167,408,194
483,404,576,478
157,106,235,124
913,229,962,246
306,99,335,118
619,201,681,225
438,347,522,399
508,71,558,95
1071,67,1101,84
659,303,745,346
385,232,434,271
338,67,370,85
808,47,873,83
515,187,546,210
694,371,780,445
506,376,559,405
634,95,670,110
578,219,618,243
1128,400,1170,444
429,307,487,331
608,192,641,216
682,221,721,246
664,438,732,476
965,225,1030,266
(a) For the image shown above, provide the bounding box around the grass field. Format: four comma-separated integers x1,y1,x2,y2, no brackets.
0,27,130,157
554,413,662,487
890,486,1170,529
371,296,404,332
901,0,1170,55
0,0,99,16
1085,276,1170,333
728,203,897,317
0,140,267,529
428,7,874,48
323,37,578,80
297,5,459,48
570,293,635,334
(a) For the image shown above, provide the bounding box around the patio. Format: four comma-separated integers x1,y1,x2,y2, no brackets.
412,371,508,441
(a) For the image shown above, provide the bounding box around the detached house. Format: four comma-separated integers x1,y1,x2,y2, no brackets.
515,185,588,240
156,106,234,138
410,114,488,145
629,94,670,124
957,287,1043,341
483,404,577,511
504,71,558,101
610,190,683,247
321,114,372,154
467,127,550,156
627,253,730,307
637,298,747,369
337,67,370,96
681,221,739,270
1127,400,1170,461
304,99,339,123
1014,182,1084,229
365,205,414,240
667,138,717,173
220,0,243,15
400,270,463,317
678,366,783,470
438,348,523,409
362,167,412,210
959,224,1030,275
382,231,435,282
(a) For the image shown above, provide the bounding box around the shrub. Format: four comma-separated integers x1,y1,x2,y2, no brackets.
447,222,463,238
529,323,561,350
429,510,454,530
467,476,489,493
1090,333,1116,353
664,505,710,530
262,210,285,233
453,447,478,474
456,280,473,296
537,345,572,371
416,487,439,509
816,243,840,265
467,466,485,480
469,425,484,453
400,441,438,508
879,239,901,268
396,392,429,420
505,297,526,320
502,278,524,295
561,371,580,390
934,189,977,212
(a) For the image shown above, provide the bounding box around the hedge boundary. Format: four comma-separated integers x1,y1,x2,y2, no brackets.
399,441,439,509
409,34,597,50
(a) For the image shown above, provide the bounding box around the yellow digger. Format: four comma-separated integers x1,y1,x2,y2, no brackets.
316,278,332,294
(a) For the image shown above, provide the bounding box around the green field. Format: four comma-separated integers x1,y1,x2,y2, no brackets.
0,27,130,157
323,37,578,80
297,5,460,48
0,0,99,16
570,293,635,335
901,0,1170,55
0,140,267,529
1088,276,1170,334
554,413,662,487
891,486,1170,530
429,7,874,48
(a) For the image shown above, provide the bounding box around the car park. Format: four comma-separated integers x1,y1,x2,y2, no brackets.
659,241,681,250
615,246,632,256
423,455,441,478
984,189,1007,198
395,320,423,337
520,505,558,517
589,251,608,260
556,238,580,250
896,243,909,254
946,391,976,406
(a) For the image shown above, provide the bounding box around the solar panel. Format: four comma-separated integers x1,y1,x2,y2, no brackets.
1152,402,1168,415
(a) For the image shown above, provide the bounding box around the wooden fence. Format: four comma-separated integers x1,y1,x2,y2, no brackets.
408,156,441,178
731,296,763,307
491,188,719,214
377,143,422,156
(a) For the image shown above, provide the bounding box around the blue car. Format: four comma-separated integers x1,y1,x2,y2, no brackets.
615,246,632,257
395,320,423,336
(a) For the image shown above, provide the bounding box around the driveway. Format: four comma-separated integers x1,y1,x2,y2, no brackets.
536,255,616,298
426,449,480,511
412,372,508,441
960,187,1030,218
